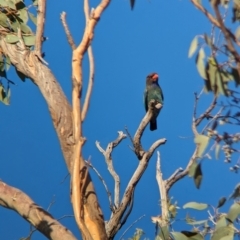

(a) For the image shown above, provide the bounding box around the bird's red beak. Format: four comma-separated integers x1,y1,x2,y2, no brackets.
152,74,158,80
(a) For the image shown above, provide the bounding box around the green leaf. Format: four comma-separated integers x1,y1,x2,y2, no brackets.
183,202,208,210
217,197,227,208
28,12,36,25
215,144,220,159
226,202,240,222
194,134,210,157
19,22,32,33
5,55,10,71
0,0,7,6
0,85,4,101
186,219,207,225
32,0,38,6
204,34,212,46
188,36,198,58
10,20,20,32
0,12,9,28
157,225,169,240
231,67,240,86
196,48,206,79
0,54,4,72
171,232,189,240
188,162,197,177
6,0,16,9
22,35,35,46
18,8,28,23
193,163,202,189
5,34,19,43
2,87,10,105
229,183,240,199
215,215,227,230
15,68,25,81
211,225,234,240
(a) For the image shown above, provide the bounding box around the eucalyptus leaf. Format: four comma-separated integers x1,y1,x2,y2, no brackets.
188,36,198,58
18,8,28,23
0,12,9,28
183,202,208,210
28,12,36,25
196,48,206,79
22,35,35,46
194,134,209,157
5,34,19,43
226,202,240,222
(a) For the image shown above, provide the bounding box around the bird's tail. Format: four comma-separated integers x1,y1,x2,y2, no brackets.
150,120,157,131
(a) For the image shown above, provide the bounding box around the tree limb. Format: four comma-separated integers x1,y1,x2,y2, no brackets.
0,38,74,172
212,0,240,76
156,151,168,226
0,180,77,240
96,131,127,209
60,12,76,50
34,0,47,64
70,0,110,238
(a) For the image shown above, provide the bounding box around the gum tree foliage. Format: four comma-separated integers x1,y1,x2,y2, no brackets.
0,0,240,240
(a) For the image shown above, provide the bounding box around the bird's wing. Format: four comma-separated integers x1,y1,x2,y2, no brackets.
154,85,164,104
144,89,148,112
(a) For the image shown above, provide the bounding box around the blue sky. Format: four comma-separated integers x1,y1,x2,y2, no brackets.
0,0,239,239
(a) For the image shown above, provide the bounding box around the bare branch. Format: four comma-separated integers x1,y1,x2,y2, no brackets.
96,131,127,208
34,0,46,63
85,160,113,209
195,95,217,127
166,149,198,193
191,0,219,26
0,181,77,240
81,45,94,121
60,12,76,50
133,101,156,159
106,138,166,238
70,0,110,238
190,0,240,46
0,39,74,172
156,151,168,226
212,0,240,76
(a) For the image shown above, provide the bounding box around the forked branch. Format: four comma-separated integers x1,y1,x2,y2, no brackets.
105,106,166,238
96,131,127,209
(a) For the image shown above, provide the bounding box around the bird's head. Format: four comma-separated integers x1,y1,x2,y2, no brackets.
146,72,159,85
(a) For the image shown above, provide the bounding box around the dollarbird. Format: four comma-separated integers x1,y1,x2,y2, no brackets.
144,72,164,131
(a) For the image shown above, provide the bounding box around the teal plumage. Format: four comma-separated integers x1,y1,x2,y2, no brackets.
144,73,164,131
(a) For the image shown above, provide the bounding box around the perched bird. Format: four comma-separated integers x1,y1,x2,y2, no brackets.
144,72,164,131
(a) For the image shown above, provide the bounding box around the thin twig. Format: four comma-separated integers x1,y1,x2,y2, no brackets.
195,95,217,127
85,160,113,209
60,12,76,50
212,0,240,72
57,215,74,221
190,0,240,46
47,195,55,212
165,149,198,193
118,214,146,240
